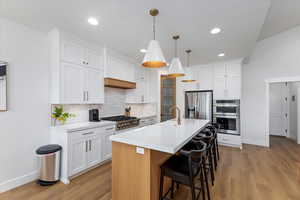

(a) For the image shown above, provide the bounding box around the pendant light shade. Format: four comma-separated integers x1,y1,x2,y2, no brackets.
168,35,185,77
142,9,167,68
142,40,167,68
182,50,196,82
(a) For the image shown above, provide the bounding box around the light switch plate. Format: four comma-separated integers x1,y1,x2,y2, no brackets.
136,147,144,155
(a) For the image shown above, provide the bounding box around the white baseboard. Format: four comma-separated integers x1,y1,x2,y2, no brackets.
242,138,268,147
0,171,38,193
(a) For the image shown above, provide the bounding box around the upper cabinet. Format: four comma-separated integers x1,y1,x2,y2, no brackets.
126,67,158,104
180,65,214,91
49,29,104,104
104,50,136,83
213,59,241,100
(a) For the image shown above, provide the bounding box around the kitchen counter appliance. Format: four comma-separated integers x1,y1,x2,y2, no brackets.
101,115,140,131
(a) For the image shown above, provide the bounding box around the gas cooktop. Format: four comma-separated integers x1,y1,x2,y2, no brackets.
101,115,140,131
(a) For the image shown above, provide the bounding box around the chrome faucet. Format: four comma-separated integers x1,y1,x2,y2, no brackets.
170,105,181,125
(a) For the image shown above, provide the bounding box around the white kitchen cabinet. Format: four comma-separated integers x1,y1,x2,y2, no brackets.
213,60,241,99
49,29,104,104
68,129,102,177
50,122,116,184
197,66,214,90
85,68,104,104
86,134,102,168
69,137,87,176
61,40,85,66
102,126,115,160
61,63,85,103
126,68,157,103
61,39,104,70
60,63,104,104
181,66,214,91
217,133,242,149
105,50,135,83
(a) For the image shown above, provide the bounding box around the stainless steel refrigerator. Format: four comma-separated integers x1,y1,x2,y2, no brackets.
185,90,213,122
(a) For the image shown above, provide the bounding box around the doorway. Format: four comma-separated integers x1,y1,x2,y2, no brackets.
160,75,176,122
267,79,300,146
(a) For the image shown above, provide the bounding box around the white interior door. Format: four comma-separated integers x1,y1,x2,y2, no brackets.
269,83,287,136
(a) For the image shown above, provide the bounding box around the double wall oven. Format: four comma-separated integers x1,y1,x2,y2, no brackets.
213,100,240,135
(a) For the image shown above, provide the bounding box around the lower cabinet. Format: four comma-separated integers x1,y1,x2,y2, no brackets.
102,126,115,160
50,124,115,184
217,133,242,149
68,129,102,177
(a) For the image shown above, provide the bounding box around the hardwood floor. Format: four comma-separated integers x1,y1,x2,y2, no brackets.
0,136,299,200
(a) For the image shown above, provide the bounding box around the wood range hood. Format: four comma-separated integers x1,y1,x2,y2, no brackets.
104,78,136,89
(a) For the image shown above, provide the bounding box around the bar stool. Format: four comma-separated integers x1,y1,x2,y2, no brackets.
159,141,207,200
193,130,215,186
205,123,220,161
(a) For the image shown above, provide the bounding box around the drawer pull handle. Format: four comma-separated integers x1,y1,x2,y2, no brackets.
105,127,115,131
82,132,94,136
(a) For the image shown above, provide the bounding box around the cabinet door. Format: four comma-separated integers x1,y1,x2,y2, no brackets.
61,63,85,103
214,76,226,100
69,138,87,176
213,63,227,99
102,130,114,160
227,75,241,99
197,66,214,90
85,48,103,70
85,68,104,104
226,62,241,99
86,135,102,168
61,41,85,65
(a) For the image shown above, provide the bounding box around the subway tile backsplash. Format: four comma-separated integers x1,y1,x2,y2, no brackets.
51,88,126,125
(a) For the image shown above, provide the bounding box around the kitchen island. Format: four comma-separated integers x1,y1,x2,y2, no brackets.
110,119,210,200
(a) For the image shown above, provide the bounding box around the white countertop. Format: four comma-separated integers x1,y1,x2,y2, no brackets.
110,119,209,154
50,121,116,132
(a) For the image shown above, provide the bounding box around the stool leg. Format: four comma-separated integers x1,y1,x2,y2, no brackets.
216,140,220,160
213,142,218,170
203,162,211,200
171,180,175,199
208,150,215,185
159,169,164,200
199,166,206,200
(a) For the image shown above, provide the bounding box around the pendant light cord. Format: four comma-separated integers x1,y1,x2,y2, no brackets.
187,52,190,68
153,16,156,40
175,39,178,57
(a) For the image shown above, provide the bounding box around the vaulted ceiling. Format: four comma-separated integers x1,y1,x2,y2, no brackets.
1,0,299,65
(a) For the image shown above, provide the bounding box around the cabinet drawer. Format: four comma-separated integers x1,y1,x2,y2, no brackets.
69,128,99,140
217,134,241,146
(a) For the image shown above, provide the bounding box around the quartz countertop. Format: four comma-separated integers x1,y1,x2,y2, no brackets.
50,121,116,132
110,119,209,154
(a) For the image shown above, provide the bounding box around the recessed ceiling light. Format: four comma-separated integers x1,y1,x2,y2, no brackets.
88,17,99,26
140,49,147,53
210,27,221,34
218,53,225,57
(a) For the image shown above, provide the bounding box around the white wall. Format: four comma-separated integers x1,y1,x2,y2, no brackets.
289,82,300,141
0,18,50,192
242,25,300,146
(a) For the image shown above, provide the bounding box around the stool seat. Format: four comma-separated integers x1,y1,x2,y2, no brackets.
162,155,199,180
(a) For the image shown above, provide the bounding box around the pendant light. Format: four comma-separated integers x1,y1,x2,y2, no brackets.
181,50,196,82
142,9,167,68
168,35,185,77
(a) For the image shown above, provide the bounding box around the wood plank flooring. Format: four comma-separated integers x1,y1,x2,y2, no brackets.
0,136,299,200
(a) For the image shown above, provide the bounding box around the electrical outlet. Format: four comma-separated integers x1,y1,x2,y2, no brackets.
136,147,144,155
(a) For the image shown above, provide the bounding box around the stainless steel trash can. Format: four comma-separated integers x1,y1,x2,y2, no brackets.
36,144,62,186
